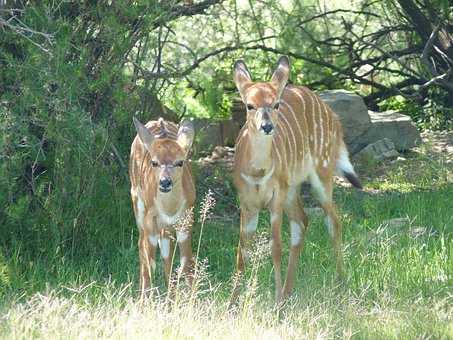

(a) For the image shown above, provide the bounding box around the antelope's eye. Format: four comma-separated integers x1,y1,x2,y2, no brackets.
174,160,184,167
273,102,280,110
246,104,255,111
151,160,159,167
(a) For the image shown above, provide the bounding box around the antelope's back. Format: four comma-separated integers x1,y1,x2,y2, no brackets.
273,85,343,182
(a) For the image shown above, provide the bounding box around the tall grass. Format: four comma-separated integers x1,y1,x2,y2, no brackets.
0,143,452,339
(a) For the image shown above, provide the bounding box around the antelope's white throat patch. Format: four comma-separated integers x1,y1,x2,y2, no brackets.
156,199,186,226
241,164,275,186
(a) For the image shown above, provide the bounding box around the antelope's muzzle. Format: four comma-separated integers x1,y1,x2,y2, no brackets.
260,121,274,135
159,177,172,193
259,109,274,135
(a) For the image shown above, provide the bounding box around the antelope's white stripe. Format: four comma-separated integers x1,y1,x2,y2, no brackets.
302,88,317,155
314,94,324,157
273,127,285,165
278,112,297,174
281,99,304,164
288,89,309,153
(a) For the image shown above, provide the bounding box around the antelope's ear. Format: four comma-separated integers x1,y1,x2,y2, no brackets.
177,119,195,155
133,117,154,151
270,56,290,99
233,59,252,103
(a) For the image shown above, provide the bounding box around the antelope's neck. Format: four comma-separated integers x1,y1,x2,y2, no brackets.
155,182,185,216
245,130,274,175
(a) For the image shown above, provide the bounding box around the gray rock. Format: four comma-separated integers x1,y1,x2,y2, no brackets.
355,138,399,162
354,110,421,153
192,119,223,151
318,90,371,147
192,118,242,152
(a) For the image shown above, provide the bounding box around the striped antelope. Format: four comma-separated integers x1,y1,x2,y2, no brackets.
232,56,362,302
130,117,196,298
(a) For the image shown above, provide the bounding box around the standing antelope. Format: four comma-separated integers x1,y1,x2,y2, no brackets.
130,117,196,298
232,56,362,302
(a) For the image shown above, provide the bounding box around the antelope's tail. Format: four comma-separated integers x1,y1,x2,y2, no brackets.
336,143,363,189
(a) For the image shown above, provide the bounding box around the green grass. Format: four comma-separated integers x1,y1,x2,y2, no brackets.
0,145,452,339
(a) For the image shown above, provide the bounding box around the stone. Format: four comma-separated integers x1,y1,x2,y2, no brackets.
409,226,437,239
192,118,242,151
197,146,235,171
354,110,422,153
355,138,399,162
318,90,371,147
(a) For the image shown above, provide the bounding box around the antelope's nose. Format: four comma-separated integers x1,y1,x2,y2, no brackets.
261,121,274,135
159,177,172,193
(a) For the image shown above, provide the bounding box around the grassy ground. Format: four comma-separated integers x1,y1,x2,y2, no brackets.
1,134,452,339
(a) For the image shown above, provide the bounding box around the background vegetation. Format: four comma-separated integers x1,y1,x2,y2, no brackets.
0,0,451,338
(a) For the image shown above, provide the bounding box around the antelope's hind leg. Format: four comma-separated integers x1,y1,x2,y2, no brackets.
309,171,345,280
282,185,309,298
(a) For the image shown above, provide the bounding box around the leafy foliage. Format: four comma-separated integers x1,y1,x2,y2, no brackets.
0,0,451,296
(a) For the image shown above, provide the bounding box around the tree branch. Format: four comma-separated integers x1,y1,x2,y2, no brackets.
153,0,223,28
299,9,380,26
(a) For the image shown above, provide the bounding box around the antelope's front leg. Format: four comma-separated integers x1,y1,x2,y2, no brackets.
159,228,175,288
269,207,283,303
138,226,158,300
269,187,287,303
176,228,194,286
230,207,259,305
236,207,259,273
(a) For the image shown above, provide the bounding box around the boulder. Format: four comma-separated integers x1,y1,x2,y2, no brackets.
355,138,399,162
318,90,371,147
197,146,235,171
354,111,422,153
192,119,223,152
192,118,242,152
